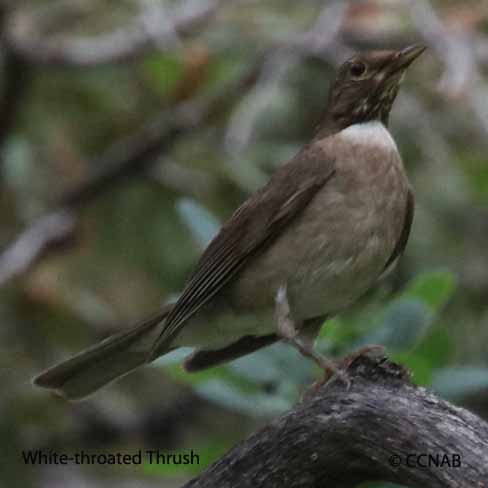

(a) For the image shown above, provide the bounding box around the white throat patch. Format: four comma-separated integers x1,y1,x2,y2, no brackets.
339,121,398,152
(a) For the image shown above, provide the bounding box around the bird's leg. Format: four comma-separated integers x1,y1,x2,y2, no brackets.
274,285,350,390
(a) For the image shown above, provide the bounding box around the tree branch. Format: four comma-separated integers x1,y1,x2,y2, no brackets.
0,59,262,287
4,0,227,67
185,355,488,488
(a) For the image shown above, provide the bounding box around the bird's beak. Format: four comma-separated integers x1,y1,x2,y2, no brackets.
393,45,426,72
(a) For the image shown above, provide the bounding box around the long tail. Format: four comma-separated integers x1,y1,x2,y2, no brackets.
33,308,171,401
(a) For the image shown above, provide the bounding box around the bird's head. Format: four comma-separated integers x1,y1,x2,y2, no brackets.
321,45,425,133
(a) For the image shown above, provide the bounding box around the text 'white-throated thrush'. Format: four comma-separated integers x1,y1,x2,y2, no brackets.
34,45,425,400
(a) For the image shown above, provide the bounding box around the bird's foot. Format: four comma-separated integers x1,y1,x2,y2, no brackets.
300,361,351,401
302,345,386,399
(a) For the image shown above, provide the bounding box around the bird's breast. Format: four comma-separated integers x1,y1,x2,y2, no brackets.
228,121,410,322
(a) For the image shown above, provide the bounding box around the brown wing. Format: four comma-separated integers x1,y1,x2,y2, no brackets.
382,187,414,273
150,145,336,356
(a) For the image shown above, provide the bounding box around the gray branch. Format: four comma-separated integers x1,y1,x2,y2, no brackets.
184,356,488,488
4,0,227,67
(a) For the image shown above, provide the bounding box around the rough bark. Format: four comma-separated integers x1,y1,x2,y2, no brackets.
184,355,488,488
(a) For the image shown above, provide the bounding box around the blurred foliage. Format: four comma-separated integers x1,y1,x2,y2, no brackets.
1,1,488,487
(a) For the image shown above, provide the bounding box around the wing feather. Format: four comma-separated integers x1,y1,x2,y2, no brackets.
150,145,336,356
382,187,414,273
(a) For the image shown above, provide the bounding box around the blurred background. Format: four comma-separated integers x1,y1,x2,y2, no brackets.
0,0,487,486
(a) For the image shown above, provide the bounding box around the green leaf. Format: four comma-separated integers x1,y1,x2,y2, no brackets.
249,342,314,385
206,55,248,92
194,379,290,417
401,269,456,311
142,54,184,96
229,348,285,384
390,352,432,386
153,347,194,366
432,367,488,399
458,151,488,202
3,137,33,189
161,361,237,387
358,298,433,353
354,270,456,355
176,198,220,249
317,316,364,353
413,327,452,369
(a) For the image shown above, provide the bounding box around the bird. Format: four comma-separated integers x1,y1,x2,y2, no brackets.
33,45,425,400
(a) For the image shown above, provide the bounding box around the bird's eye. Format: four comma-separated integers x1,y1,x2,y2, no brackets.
349,62,366,79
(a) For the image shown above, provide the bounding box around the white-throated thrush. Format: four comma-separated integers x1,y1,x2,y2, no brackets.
34,45,425,400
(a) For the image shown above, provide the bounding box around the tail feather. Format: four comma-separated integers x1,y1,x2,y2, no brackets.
33,310,170,401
